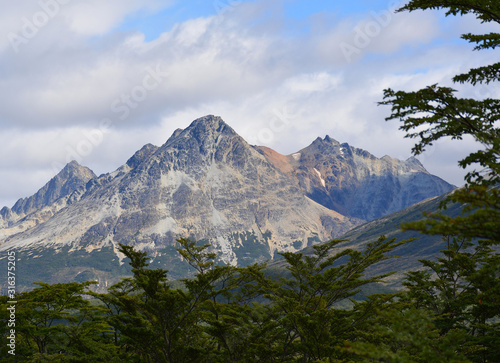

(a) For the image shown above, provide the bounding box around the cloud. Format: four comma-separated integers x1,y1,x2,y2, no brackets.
0,168,56,209
0,0,496,207
65,0,170,36
0,3,439,128
1,0,172,44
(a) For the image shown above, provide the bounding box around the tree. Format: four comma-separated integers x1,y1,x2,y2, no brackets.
403,235,499,360
98,239,242,362
1,236,433,362
380,1,500,361
88,236,411,362
0,281,117,362
243,236,409,361
379,0,500,241
346,303,469,362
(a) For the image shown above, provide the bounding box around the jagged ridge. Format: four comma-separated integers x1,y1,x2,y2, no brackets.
256,136,453,220
0,115,454,291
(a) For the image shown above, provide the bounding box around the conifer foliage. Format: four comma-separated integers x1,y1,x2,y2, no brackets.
380,1,500,361
1,236,412,362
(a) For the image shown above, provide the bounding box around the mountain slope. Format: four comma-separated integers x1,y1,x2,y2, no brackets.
256,136,454,220
268,192,464,288
0,161,96,238
0,116,358,289
0,115,454,291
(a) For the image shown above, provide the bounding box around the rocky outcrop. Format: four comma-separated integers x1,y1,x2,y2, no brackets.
0,161,96,235
126,144,159,169
256,136,454,221
11,161,96,217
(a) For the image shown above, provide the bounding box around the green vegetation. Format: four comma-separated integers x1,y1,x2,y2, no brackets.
1,0,498,361
2,236,415,362
13,245,130,290
375,0,500,361
231,231,272,265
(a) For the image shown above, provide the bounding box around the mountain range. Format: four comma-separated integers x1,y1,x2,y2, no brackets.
268,191,464,289
0,115,454,291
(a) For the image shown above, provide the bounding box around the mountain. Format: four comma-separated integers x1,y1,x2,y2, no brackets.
0,161,96,238
268,192,464,289
0,115,454,291
256,136,453,220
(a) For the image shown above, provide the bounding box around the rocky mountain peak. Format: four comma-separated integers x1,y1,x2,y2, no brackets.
126,143,159,169
65,160,81,169
162,115,239,149
183,115,238,143
10,161,96,216
171,128,184,139
190,114,232,130
151,115,252,175
300,135,343,157
276,134,455,221
0,116,457,291
405,156,426,171
0,206,12,219
323,135,340,144
59,160,95,179
310,135,341,147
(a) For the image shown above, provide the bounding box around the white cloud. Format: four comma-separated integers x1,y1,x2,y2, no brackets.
0,0,496,207
62,0,170,36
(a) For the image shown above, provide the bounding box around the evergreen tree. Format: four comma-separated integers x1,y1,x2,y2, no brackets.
0,281,117,362
380,1,500,361
97,239,244,362
242,236,409,361
380,0,500,240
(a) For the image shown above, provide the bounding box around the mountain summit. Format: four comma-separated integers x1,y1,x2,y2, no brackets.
0,115,454,290
255,136,452,220
0,161,96,235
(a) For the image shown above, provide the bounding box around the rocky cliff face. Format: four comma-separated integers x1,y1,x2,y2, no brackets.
0,161,96,236
0,115,454,290
256,136,453,221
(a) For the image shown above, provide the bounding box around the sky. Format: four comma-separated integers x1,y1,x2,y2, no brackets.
0,0,498,209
